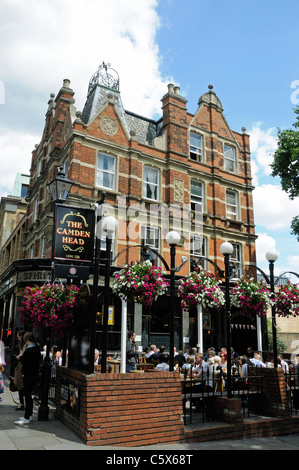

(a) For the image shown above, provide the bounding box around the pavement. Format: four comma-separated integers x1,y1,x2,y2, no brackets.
1,374,299,453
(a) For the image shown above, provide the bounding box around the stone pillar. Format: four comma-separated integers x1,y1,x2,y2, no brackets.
133,303,143,348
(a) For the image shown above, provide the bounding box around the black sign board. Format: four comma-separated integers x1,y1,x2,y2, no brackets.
53,204,95,263
60,379,80,416
54,264,90,280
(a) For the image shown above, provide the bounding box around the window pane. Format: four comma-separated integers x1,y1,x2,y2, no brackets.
230,243,242,278
97,153,115,189
191,180,203,211
190,132,202,161
190,236,206,269
226,190,237,219
224,145,236,172
141,226,160,266
143,167,159,200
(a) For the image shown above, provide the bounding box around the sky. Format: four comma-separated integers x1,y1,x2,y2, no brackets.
0,0,298,282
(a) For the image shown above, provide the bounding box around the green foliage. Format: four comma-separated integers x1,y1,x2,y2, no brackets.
271,106,299,240
266,318,287,354
291,215,299,242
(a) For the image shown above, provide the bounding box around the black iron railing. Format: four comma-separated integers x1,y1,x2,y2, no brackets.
181,365,265,424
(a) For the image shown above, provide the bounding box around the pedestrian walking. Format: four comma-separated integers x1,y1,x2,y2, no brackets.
0,363,4,402
14,331,40,425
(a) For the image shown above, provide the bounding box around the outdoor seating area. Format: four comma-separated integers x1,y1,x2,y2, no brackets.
181,363,299,425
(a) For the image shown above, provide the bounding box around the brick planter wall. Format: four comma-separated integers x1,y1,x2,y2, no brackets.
214,396,243,425
262,367,290,417
55,367,185,447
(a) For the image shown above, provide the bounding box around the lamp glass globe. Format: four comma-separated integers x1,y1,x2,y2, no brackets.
166,231,180,246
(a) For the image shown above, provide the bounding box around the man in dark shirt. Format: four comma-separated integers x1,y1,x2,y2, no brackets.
14,331,40,425
126,331,139,372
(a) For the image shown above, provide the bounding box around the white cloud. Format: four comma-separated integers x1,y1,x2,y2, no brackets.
0,0,168,118
287,255,299,267
0,127,39,195
249,123,277,185
253,184,299,231
0,0,173,199
255,232,278,265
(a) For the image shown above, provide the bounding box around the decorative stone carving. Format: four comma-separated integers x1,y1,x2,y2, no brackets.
174,178,184,202
100,117,118,136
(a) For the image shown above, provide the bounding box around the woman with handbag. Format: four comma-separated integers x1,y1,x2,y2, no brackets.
0,363,4,402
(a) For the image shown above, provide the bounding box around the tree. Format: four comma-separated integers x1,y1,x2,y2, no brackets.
271,106,299,240
266,319,287,354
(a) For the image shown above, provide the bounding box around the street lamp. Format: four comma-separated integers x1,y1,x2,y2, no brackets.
89,192,106,373
101,216,118,373
48,167,74,203
166,231,181,371
38,167,74,421
220,241,234,398
266,250,279,368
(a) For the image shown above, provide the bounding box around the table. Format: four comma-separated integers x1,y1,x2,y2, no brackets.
107,359,121,373
137,362,155,371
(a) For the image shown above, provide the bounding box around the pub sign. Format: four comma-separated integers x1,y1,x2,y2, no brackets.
53,204,95,263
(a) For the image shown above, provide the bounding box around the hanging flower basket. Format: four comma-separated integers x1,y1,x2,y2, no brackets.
275,281,299,317
178,266,225,311
19,283,79,336
112,260,169,306
230,276,272,317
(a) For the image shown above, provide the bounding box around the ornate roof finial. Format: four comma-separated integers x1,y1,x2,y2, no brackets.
87,62,120,96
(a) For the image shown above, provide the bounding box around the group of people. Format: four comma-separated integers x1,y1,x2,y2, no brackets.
0,329,65,426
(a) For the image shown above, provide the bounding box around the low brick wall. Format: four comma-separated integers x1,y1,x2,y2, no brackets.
54,366,299,446
262,367,290,417
55,367,185,447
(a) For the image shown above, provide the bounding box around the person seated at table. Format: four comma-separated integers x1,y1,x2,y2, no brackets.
175,350,186,370
94,349,112,372
204,347,215,362
240,355,251,381
231,347,240,362
220,352,227,371
213,355,222,371
155,354,169,371
183,346,191,361
191,353,213,392
181,355,194,372
146,344,159,362
250,352,266,367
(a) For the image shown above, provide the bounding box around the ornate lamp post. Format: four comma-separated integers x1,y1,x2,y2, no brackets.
89,192,106,373
220,242,234,398
38,167,74,421
100,216,118,373
265,250,279,368
165,231,181,371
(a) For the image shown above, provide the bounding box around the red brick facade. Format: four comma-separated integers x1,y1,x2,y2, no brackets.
23,74,256,276
20,66,258,350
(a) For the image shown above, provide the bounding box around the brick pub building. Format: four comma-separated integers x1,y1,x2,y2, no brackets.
1,63,258,355
3,64,298,448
